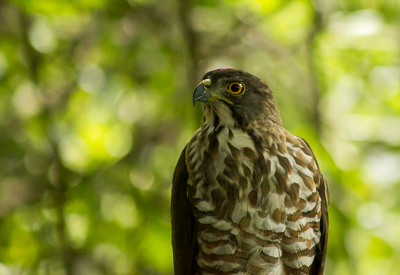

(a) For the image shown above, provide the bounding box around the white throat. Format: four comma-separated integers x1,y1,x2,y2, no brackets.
202,103,236,128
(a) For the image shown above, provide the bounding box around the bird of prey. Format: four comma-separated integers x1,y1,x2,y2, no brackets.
171,69,329,275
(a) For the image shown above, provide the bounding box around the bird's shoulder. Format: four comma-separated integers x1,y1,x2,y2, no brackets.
285,130,329,203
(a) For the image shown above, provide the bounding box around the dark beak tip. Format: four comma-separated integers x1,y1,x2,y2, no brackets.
193,83,208,106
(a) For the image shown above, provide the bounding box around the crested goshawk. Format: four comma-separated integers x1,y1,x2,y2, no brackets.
171,69,329,275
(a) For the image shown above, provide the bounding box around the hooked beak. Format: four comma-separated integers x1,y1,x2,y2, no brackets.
192,79,212,106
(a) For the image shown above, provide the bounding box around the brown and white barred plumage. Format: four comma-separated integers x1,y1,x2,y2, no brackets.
172,69,329,275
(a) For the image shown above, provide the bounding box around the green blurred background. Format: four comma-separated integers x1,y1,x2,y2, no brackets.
0,0,399,274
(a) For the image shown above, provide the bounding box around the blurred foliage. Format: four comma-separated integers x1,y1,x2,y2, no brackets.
0,0,399,274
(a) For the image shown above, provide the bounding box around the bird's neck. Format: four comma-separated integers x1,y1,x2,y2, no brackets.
202,103,283,135
202,103,236,128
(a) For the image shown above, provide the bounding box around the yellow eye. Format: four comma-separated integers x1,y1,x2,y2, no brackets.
227,82,244,95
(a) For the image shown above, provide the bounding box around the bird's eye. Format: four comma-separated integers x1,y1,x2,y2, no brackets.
226,82,244,96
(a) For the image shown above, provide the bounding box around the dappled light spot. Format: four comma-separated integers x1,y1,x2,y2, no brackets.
66,213,89,248
329,10,382,37
376,213,400,250
79,65,106,93
118,92,144,123
340,115,400,144
93,243,133,275
101,193,138,229
13,83,43,118
267,0,312,44
104,124,133,157
357,202,383,229
0,264,12,275
59,135,91,173
58,109,133,172
28,19,57,53
326,140,359,171
227,0,281,16
362,152,400,187
130,169,154,190
80,122,111,160
369,66,400,99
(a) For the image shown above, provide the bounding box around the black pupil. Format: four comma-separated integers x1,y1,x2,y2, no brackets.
231,83,240,93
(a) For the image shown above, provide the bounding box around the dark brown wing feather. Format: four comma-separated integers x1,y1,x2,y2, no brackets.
299,138,329,275
310,175,329,275
171,145,198,275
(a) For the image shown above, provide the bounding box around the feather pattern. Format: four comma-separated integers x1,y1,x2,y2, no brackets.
172,69,329,275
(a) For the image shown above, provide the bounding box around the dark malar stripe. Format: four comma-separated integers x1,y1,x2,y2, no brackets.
227,104,245,129
213,110,220,127
213,125,225,135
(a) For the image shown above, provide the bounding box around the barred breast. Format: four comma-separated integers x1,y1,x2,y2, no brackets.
186,125,323,275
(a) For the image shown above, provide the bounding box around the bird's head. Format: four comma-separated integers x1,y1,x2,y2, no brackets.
193,68,281,130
